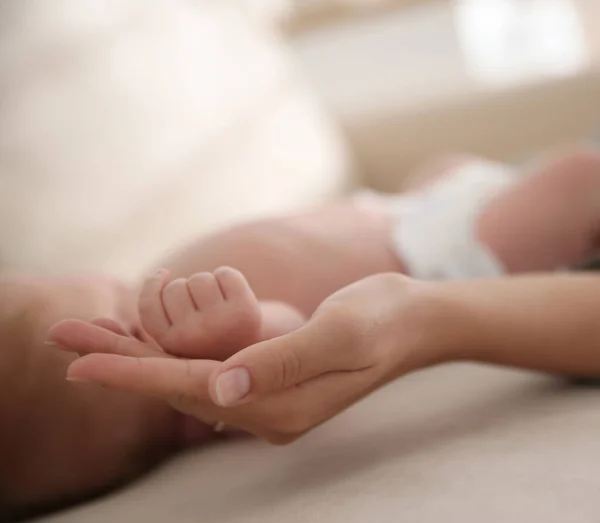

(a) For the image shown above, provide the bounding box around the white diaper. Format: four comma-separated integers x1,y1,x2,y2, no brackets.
357,161,518,280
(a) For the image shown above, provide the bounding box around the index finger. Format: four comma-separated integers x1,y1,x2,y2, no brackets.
68,354,219,402
67,354,278,436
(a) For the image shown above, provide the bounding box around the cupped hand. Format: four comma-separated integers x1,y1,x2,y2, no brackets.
49,273,441,444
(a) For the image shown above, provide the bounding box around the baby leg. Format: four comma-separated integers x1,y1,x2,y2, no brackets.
477,149,600,273
159,203,403,316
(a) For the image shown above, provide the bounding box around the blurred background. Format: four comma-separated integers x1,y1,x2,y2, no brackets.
1,0,599,280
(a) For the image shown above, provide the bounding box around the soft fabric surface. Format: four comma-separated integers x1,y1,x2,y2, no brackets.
42,364,600,522
0,0,351,280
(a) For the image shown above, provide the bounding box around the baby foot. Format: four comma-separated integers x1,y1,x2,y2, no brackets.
138,267,262,359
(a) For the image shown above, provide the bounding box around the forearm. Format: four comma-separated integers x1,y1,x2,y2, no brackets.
430,275,600,377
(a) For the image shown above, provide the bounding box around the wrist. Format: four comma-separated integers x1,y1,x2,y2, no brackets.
388,280,476,375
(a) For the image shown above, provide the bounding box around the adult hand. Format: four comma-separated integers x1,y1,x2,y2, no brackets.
207,273,445,407
50,273,445,443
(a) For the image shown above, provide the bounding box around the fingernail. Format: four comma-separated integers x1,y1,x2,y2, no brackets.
44,341,57,347
215,367,251,406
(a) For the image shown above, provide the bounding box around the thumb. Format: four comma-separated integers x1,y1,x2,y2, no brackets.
209,313,367,407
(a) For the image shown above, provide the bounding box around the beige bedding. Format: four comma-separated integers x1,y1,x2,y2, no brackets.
42,364,600,523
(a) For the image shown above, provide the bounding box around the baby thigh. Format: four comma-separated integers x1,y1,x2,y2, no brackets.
477,149,600,273
160,205,402,316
